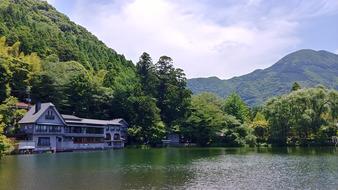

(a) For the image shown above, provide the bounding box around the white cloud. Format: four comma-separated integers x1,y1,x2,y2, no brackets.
64,0,338,78
45,0,55,4
335,49,338,54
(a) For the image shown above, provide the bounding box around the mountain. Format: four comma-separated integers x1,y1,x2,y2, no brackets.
0,0,134,71
188,49,338,106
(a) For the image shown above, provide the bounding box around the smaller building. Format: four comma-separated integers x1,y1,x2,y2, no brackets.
18,103,128,153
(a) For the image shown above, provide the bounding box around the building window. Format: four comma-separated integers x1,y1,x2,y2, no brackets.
45,110,55,120
72,127,84,133
49,126,61,133
64,127,71,133
74,137,104,144
86,127,104,134
36,125,48,132
105,133,112,140
37,137,50,147
114,133,120,140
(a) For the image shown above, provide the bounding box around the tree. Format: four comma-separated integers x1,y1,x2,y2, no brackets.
8,59,30,101
0,59,11,102
264,87,337,146
128,96,165,145
0,119,13,158
264,96,295,146
64,72,93,117
250,112,269,143
136,52,158,97
182,93,255,146
155,56,191,130
30,73,61,104
223,93,250,123
291,82,301,91
0,97,26,135
182,93,226,146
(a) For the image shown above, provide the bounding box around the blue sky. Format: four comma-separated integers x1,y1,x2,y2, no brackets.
46,0,338,79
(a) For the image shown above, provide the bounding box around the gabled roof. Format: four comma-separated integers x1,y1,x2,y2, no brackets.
18,103,66,125
19,103,128,127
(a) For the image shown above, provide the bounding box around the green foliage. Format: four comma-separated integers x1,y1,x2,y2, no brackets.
0,58,11,102
136,52,159,97
127,96,165,145
182,93,255,146
291,82,301,91
223,93,250,123
250,112,269,143
182,93,225,146
188,49,338,106
0,0,134,71
0,96,26,157
155,56,191,129
264,87,338,146
0,36,42,102
0,96,27,134
0,129,13,158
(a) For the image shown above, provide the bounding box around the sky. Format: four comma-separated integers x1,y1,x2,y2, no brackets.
46,0,338,79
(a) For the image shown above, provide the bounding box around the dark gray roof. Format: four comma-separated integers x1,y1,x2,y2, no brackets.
64,118,128,126
61,114,81,121
18,103,66,124
19,103,128,127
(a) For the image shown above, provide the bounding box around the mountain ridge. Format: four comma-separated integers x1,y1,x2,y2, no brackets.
187,49,338,106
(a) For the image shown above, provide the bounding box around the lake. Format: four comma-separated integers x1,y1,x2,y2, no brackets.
0,147,338,190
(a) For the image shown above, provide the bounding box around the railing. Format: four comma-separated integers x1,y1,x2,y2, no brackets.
34,125,62,133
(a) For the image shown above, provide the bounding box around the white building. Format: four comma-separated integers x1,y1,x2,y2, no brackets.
18,103,128,153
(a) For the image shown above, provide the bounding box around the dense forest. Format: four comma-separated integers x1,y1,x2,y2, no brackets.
0,0,338,156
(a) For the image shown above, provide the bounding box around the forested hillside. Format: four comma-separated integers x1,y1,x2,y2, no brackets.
188,50,338,106
0,0,193,149
0,0,134,71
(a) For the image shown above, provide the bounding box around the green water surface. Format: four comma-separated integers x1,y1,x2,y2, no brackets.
0,147,337,190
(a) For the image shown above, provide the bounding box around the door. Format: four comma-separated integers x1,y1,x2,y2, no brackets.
56,137,62,151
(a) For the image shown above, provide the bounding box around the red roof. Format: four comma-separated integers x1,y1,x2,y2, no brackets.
16,102,31,109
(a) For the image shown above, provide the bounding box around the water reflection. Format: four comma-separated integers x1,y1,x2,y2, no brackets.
0,147,337,190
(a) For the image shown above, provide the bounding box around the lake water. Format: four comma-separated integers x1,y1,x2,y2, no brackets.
0,147,338,190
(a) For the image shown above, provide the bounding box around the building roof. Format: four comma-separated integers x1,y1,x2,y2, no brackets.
61,114,81,121
16,102,31,110
18,103,66,124
64,117,128,126
19,103,128,127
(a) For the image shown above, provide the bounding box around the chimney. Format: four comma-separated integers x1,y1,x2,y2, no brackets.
35,102,41,114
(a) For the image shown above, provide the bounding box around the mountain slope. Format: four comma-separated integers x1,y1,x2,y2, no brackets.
0,0,134,71
188,49,338,106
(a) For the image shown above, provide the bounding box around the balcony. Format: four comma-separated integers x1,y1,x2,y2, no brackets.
34,125,62,134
